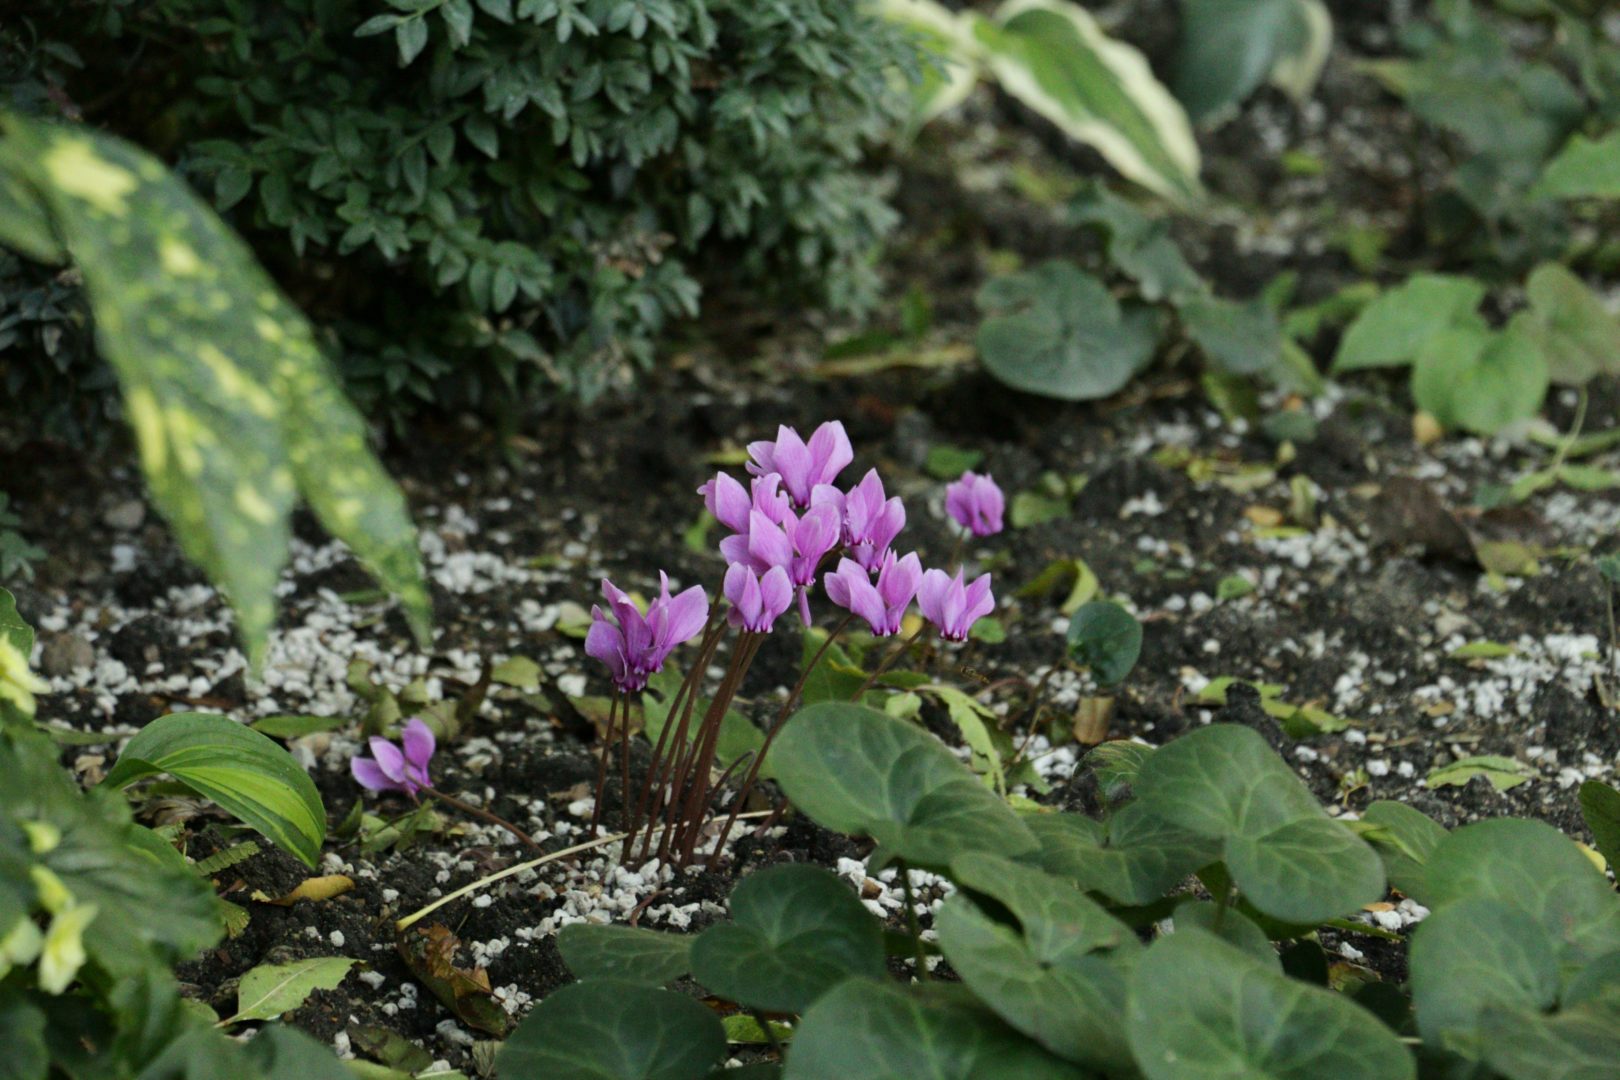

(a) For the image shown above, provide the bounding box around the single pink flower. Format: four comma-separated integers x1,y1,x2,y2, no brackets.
585,573,709,692
815,468,905,571
724,564,794,632
945,471,1005,538
746,422,854,508
352,718,436,799
823,551,922,637
917,568,994,642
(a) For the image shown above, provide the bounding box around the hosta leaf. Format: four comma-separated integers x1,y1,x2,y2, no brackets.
497,979,726,1080
977,261,1162,401
784,979,1091,1080
976,0,1201,204
878,0,984,126
691,864,883,1014
558,924,692,986
1411,323,1548,436
1126,930,1414,1080
770,703,1037,868
0,588,33,656
1332,273,1487,373
103,712,326,869
0,112,429,666
1131,724,1385,923
1172,0,1332,125
224,957,357,1024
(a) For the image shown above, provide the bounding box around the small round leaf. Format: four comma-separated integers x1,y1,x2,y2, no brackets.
1066,602,1142,686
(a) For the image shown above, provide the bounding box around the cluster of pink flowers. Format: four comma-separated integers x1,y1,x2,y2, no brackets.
583,421,1004,692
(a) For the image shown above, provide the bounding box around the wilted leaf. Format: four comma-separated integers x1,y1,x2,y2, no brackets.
397,924,509,1036
1426,755,1536,793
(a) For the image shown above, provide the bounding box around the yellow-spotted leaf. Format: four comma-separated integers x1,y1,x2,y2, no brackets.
976,0,1201,205
0,112,429,665
102,713,326,869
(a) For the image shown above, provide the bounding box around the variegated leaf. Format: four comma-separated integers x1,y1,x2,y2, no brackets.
0,113,430,663
877,0,986,126
977,0,1202,205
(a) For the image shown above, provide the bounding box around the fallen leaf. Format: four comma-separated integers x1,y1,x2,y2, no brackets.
223,956,357,1025
396,924,510,1036
253,875,355,906
1426,755,1536,793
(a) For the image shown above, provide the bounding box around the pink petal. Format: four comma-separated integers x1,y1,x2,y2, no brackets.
917,568,951,625
369,737,407,783
401,719,436,772
747,511,795,570
704,473,752,533
761,566,794,625
770,426,813,503
808,421,853,485
661,584,709,647
351,757,395,792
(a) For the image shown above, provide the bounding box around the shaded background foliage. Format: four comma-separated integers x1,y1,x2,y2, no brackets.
0,0,919,437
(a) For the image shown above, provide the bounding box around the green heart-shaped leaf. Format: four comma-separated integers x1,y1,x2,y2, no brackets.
1020,806,1218,906
1411,323,1548,436
770,703,1037,867
497,980,726,1080
1332,273,1486,372
1132,725,1384,922
1414,818,1620,969
936,853,1137,1069
784,979,1091,1080
102,712,326,868
1478,995,1620,1080
1518,262,1620,386
1358,800,1447,896
1066,601,1143,686
691,865,883,1014
1410,896,1559,1053
558,924,692,986
976,262,1162,402
1127,930,1415,1080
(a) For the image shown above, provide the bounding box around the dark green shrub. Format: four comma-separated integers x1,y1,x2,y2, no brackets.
1,0,918,426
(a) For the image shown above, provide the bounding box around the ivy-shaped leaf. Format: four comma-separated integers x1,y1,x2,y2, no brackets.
497,979,726,1080
691,864,884,1014
558,924,692,986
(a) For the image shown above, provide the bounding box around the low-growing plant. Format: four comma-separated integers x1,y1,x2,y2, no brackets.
568,420,1006,868
497,702,1620,1079
0,591,355,1077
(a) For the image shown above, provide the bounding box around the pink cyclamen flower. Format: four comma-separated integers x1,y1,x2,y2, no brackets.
585,573,709,692
351,718,436,799
917,568,995,642
824,551,923,637
724,564,794,632
746,421,853,508
945,471,1005,538
815,468,905,571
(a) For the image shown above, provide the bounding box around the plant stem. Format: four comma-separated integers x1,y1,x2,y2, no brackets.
1212,881,1233,934
422,788,543,853
854,623,931,699
590,692,619,832
899,861,929,982
750,1009,786,1056
677,632,762,864
618,689,633,836
707,615,854,867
